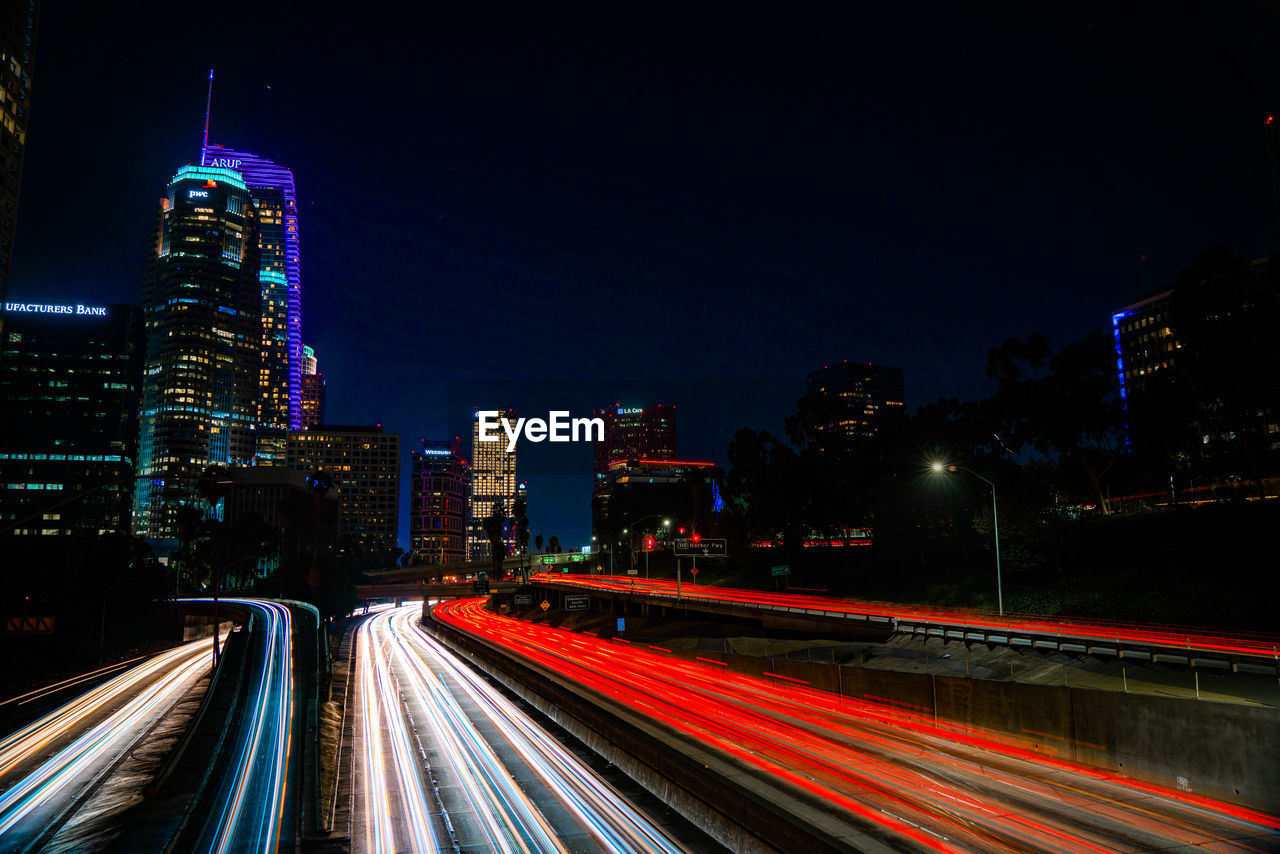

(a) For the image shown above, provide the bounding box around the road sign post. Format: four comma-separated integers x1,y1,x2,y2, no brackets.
673,538,727,556
771,564,790,591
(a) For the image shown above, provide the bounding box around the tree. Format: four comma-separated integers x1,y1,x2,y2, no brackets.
483,501,507,579
725,429,810,563
535,534,544,554
984,331,1124,512
546,535,561,554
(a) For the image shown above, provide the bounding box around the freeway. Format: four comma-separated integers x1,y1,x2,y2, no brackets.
435,597,1280,853
0,637,214,851
537,574,1280,662
354,605,689,853
188,597,295,854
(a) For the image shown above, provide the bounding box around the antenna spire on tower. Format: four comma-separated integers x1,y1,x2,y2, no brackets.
201,69,214,166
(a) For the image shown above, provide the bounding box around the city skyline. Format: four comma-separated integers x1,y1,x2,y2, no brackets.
10,5,1280,550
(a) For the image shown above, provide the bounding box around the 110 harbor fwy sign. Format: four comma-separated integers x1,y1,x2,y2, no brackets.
4,302,109,317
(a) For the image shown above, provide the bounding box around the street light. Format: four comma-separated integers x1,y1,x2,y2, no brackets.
932,462,1003,616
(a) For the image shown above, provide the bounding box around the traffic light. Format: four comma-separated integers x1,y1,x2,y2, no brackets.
645,537,655,550
691,532,700,543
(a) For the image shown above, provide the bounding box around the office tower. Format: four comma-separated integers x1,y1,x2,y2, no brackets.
467,409,517,560
409,439,467,565
1112,288,1177,406
133,165,261,541
802,361,905,449
286,425,399,554
0,301,142,536
1112,253,1278,455
202,144,303,442
0,0,37,327
592,403,676,477
300,344,325,430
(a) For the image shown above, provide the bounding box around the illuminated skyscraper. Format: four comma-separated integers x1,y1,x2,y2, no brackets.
1,301,142,537
0,0,37,327
286,425,399,554
802,361,905,449
300,344,325,430
133,165,261,540
467,409,517,560
202,143,303,442
410,439,467,565
593,403,676,477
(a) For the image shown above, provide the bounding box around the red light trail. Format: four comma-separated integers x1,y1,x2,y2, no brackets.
434,598,1280,852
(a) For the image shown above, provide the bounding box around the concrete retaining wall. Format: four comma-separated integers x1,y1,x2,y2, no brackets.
663,647,1280,812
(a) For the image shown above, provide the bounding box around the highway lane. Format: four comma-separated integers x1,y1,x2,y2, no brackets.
188,597,294,854
0,637,214,851
436,597,1280,853
537,573,1280,661
355,605,688,854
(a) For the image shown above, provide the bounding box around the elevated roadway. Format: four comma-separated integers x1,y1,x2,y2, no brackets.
531,574,1280,670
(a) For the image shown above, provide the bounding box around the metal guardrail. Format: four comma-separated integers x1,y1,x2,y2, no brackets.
537,580,1280,673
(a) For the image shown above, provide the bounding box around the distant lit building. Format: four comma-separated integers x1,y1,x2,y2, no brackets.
202,143,303,441
0,1,37,319
409,439,467,565
0,301,142,536
467,409,517,560
593,403,676,477
286,425,399,554
1112,289,1178,406
133,165,262,541
1112,254,1278,454
802,361,905,448
300,344,325,430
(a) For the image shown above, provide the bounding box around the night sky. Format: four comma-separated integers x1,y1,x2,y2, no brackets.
14,3,1280,550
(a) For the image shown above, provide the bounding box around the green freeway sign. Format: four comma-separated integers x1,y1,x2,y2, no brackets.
674,537,727,556
770,565,791,576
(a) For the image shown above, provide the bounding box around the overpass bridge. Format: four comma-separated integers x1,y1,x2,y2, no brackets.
355,580,522,600
528,575,1280,672
362,551,604,585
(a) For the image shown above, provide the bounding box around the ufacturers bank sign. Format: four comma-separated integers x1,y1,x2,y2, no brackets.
4,303,109,317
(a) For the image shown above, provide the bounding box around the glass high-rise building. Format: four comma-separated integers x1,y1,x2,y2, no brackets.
202,144,303,440
0,0,37,324
593,403,676,477
133,165,261,541
300,344,325,430
409,439,467,565
467,409,517,560
1,301,142,537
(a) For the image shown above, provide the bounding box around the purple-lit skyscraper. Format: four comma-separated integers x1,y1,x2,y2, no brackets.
202,143,303,448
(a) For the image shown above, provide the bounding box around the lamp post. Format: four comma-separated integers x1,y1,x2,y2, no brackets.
932,462,1003,616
